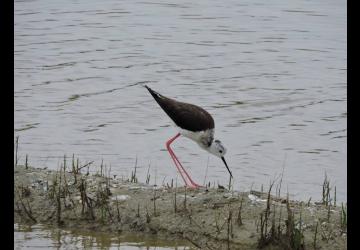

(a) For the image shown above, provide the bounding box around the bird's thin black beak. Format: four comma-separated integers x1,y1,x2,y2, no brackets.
221,156,233,179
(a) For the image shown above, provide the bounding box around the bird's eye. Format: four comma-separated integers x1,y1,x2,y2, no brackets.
219,150,223,153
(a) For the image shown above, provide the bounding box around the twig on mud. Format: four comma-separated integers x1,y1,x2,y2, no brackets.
56,187,62,225
227,204,233,249
100,159,104,177
277,153,287,197
205,242,217,250
145,206,151,223
153,187,157,216
57,165,63,225
25,154,28,169
327,201,331,222
15,136,19,167
79,178,95,220
313,221,319,249
307,197,312,207
212,211,227,235
62,155,71,200
115,197,121,222
184,236,202,249
184,186,187,211
228,175,233,191
137,203,140,218
237,194,244,226
174,180,177,213
79,161,94,172
340,202,347,232
146,163,151,184
105,202,114,223
15,186,37,223
161,176,167,186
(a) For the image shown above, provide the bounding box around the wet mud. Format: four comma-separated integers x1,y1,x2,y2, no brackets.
14,165,346,249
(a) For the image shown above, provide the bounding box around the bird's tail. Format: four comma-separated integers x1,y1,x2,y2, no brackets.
144,85,163,100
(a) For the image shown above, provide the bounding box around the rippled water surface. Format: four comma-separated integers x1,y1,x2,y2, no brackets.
15,0,346,202
14,223,192,249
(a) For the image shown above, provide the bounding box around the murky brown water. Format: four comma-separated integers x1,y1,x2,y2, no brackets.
15,0,346,204
14,223,193,249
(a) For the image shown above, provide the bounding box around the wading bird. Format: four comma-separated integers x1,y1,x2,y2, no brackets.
145,85,232,188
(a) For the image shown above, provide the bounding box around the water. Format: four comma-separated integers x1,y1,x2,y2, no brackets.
15,0,346,202
14,223,193,249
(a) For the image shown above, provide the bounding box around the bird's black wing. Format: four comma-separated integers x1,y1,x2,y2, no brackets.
164,100,215,132
145,86,215,132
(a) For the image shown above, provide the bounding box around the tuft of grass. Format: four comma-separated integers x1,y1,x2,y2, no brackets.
258,180,276,247
257,174,305,249
130,156,138,183
322,172,330,206
320,173,338,209
284,196,305,250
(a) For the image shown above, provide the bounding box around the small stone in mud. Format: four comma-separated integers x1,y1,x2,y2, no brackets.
111,195,130,201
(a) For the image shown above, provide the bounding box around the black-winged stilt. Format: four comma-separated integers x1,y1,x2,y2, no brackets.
145,85,232,188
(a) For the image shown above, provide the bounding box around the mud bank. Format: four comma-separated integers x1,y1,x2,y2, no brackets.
14,165,346,249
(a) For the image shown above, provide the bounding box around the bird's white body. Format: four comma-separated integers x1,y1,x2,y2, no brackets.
179,128,226,158
179,128,214,149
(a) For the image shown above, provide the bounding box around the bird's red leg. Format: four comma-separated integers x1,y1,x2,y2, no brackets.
166,133,201,188
166,134,190,187
170,150,202,188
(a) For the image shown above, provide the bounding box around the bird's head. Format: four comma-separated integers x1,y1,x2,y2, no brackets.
208,139,233,179
210,139,227,157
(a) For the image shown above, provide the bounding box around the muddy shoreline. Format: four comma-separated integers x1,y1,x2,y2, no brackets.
14,165,346,249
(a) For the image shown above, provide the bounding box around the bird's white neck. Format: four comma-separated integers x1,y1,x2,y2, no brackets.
205,142,219,157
